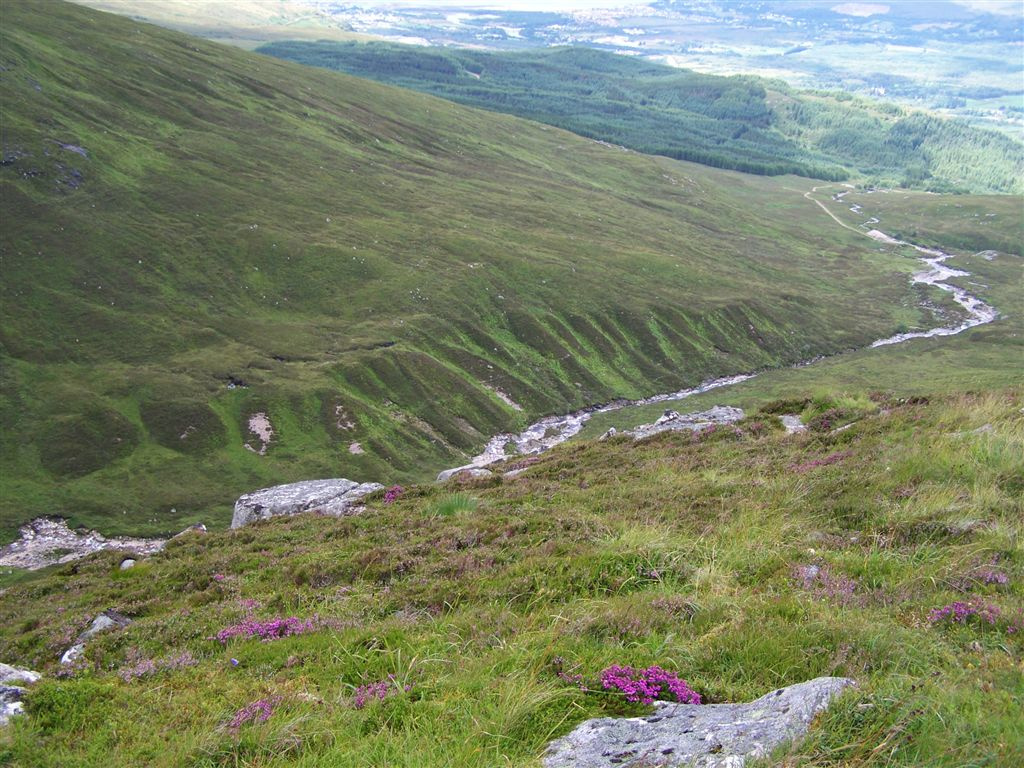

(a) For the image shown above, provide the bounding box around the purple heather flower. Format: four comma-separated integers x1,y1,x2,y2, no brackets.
229,696,282,731
118,650,196,682
383,485,405,504
216,616,317,644
790,450,853,473
351,677,412,709
929,599,1001,626
977,568,1009,586
599,665,701,705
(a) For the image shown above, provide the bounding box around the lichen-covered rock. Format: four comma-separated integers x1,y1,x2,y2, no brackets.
624,406,744,441
0,663,41,726
60,610,133,665
0,663,40,687
437,467,494,482
82,610,131,639
0,518,166,571
1,686,27,726
231,479,384,528
544,677,854,768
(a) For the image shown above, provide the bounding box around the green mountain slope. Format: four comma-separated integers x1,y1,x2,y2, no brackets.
258,42,1024,194
1,391,1021,765
0,0,945,539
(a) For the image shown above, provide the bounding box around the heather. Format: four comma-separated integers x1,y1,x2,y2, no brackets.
0,391,1019,766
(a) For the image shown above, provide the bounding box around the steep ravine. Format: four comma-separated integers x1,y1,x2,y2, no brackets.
438,217,998,477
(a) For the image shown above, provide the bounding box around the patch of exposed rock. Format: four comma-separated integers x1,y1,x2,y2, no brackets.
244,411,274,455
544,677,854,768
780,414,807,434
231,478,384,528
602,406,744,442
60,610,133,666
0,518,167,572
1,664,41,726
437,467,494,482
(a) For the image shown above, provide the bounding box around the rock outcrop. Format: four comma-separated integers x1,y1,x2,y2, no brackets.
602,406,745,442
0,660,40,726
544,676,854,768
231,479,384,528
437,467,494,482
59,610,133,666
780,414,807,434
0,518,167,571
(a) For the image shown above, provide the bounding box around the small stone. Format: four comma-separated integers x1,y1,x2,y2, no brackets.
120,558,136,570
60,643,84,666
82,610,132,640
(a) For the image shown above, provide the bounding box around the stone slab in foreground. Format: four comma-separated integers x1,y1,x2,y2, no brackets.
231,479,384,528
545,676,854,768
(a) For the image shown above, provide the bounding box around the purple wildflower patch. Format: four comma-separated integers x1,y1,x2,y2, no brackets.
977,568,1009,586
928,599,1001,627
793,564,858,603
599,665,701,705
229,695,282,732
216,616,316,644
558,671,588,691
383,485,405,504
352,675,412,709
119,649,197,682
790,450,853,473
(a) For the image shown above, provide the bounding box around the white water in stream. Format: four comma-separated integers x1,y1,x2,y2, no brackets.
439,226,998,479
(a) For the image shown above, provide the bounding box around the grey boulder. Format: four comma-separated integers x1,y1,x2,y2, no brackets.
0,686,27,726
0,663,40,687
437,466,494,482
60,610,133,665
544,676,854,768
625,406,745,441
231,479,384,528
0,663,41,726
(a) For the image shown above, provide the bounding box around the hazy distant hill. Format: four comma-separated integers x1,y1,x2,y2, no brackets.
260,42,1024,194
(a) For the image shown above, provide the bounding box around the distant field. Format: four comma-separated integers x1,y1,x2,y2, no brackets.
71,0,367,47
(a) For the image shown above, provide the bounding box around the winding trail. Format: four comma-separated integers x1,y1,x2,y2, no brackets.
438,185,999,478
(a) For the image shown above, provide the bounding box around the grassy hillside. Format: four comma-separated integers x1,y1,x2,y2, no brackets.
257,42,1024,194
1,390,1020,765
0,0,945,540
